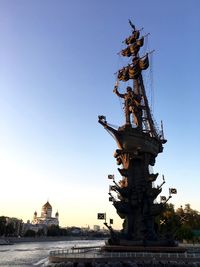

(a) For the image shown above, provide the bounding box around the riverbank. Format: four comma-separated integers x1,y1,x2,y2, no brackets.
0,236,107,244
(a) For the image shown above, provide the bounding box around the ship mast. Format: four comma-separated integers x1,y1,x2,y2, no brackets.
118,20,158,138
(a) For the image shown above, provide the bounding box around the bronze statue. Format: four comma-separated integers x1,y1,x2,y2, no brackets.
99,21,176,248
113,84,143,129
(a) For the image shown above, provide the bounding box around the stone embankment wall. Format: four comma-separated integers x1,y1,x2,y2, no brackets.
48,261,200,267
6,236,98,243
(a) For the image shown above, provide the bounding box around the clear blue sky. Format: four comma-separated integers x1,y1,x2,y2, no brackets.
0,0,200,229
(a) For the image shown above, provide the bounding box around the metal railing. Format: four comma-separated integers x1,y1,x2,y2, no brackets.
49,247,200,260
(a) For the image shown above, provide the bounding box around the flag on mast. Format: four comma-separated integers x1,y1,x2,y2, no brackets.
97,213,106,220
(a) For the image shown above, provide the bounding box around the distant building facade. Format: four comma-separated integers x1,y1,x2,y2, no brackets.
93,225,100,231
32,201,59,226
23,201,59,236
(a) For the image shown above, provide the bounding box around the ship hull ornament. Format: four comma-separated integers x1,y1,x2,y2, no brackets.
98,21,177,248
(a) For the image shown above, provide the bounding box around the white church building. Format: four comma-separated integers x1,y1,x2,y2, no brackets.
32,201,59,226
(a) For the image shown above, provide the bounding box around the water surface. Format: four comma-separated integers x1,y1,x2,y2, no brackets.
0,239,105,266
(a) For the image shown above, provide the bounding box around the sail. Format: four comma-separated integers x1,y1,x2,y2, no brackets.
121,37,144,57
124,30,140,45
117,54,149,81
128,64,140,79
136,37,144,47
121,48,132,57
139,54,149,70
118,66,130,81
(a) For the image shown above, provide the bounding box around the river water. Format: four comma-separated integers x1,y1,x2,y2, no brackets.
0,239,105,267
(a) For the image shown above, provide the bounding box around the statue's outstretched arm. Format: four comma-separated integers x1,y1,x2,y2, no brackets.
113,86,125,98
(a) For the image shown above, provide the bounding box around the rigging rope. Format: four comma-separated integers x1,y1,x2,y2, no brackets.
141,33,155,113
149,52,155,113
116,51,126,115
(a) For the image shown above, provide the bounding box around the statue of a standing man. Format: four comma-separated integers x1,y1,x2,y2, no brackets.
113,83,143,129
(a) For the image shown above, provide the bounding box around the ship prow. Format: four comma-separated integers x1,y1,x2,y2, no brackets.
98,116,166,156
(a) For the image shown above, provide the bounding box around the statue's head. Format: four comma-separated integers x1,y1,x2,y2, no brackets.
126,86,132,92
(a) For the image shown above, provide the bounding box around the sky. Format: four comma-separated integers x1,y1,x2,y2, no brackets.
0,0,200,230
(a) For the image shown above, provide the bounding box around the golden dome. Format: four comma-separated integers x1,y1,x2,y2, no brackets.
42,201,52,209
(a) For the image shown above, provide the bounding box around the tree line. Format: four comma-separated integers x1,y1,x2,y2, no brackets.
156,203,200,242
0,216,16,236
